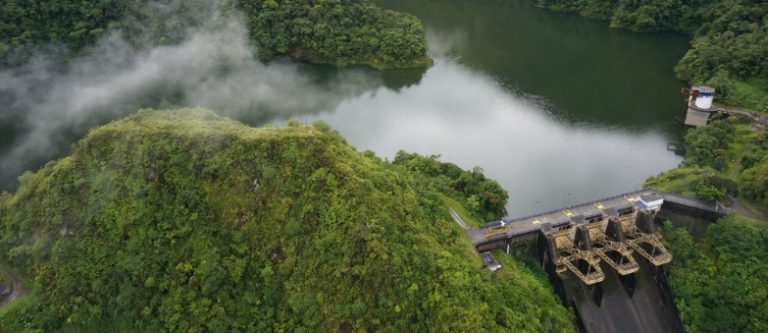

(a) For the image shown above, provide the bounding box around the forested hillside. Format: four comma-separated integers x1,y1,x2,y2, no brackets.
0,109,571,332
0,0,429,69
646,115,768,213
538,0,768,111
663,215,768,332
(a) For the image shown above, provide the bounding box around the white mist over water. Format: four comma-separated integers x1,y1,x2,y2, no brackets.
0,15,376,185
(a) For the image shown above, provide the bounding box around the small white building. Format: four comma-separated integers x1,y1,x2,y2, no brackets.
691,85,715,110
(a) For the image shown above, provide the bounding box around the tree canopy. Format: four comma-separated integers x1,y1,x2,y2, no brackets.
0,109,571,332
238,0,431,68
0,0,430,69
392,151,508,222
663,215,768,333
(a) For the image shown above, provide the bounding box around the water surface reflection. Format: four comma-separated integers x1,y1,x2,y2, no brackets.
278,60,682,217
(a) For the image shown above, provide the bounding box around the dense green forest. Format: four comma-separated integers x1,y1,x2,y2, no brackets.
538,0,768,111
662,215,768,332
0,109,571,332
0,0,430,68
238,0,430,68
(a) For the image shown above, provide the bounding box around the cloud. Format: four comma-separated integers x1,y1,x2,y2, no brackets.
0,6,380,189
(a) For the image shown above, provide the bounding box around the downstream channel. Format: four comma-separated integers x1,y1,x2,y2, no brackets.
0,0,689,218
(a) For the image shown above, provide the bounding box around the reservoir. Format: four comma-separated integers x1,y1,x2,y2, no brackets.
286,0,691,217
0,0,690,217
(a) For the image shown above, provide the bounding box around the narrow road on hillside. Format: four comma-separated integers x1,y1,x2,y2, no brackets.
0,265,30,309
713,104,768,130
726,195,767,221
449,207,471,230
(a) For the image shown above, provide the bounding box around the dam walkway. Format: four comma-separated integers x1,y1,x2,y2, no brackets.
468,190,723,251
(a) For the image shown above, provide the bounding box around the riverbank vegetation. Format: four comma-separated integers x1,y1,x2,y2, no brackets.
662,215,768,332
238,0,430,69
537,0,768,112
646,116,768,215
0,0,430,69
0,109,570,332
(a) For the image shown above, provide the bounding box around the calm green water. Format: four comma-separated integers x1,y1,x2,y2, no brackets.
0,0,690,218
378,0,690,128
290,0,690,216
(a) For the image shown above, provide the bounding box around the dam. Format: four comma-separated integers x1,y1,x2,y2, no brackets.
467,190,725,332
